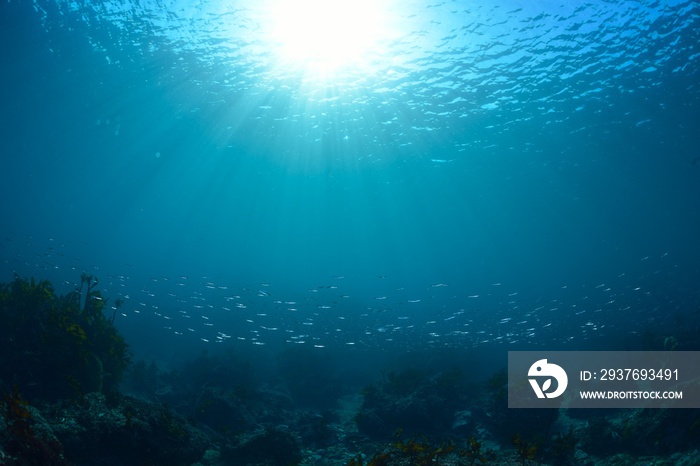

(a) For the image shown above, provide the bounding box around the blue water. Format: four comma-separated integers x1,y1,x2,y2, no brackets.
1,0,699,362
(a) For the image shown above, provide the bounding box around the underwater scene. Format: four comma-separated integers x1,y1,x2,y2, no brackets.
1,0,699,464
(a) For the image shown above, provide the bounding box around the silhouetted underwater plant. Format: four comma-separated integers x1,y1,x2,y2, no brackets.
461,435,490,465
0,275,130,400
127,359,161,397
512,432,541,466
547,427,577,465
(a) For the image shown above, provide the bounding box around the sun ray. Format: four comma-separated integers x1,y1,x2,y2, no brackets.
264,0,393,78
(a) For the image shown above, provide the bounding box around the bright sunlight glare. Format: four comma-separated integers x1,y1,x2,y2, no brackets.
266,0,392,77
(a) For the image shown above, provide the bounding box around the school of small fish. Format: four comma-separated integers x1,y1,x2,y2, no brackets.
1,235,683,351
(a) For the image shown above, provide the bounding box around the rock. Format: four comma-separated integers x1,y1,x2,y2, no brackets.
49,393,210,466
222,427,303,466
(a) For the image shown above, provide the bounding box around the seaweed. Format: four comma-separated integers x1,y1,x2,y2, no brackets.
0,275,130,401
460,435,490,465
512,432,540,466
548,428,577,465
348,432,495,466
1,385,71,465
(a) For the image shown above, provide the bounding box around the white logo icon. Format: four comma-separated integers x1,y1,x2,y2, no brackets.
528,359,568,399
